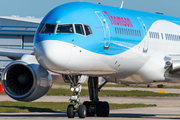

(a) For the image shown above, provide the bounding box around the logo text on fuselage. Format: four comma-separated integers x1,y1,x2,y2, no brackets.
103,11,133,27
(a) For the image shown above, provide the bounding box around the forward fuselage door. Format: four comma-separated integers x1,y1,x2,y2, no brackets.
137,17,149,53
95,11,110,50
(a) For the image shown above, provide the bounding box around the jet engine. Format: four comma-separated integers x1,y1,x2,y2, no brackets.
168,60,180,74
1,60,52,102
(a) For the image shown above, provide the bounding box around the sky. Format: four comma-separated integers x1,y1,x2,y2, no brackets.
0,0,179,18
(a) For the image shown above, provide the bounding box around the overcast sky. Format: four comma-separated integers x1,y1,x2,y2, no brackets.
0,0,179,18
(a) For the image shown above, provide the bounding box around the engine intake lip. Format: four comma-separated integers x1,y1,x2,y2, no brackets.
1,61,37,100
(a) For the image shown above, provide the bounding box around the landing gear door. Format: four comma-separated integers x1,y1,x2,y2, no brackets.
137,17,149,53
95,11,110,50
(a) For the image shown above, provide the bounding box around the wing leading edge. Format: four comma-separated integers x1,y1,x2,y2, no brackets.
0,47,33,60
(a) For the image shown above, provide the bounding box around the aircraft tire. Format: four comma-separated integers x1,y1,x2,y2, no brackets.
83,101,95,117
78,105,87,118
95,102,103,117
103,101,109,117
96,101,109,117
67,104,75,118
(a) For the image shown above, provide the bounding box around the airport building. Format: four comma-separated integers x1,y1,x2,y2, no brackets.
0,16,42,67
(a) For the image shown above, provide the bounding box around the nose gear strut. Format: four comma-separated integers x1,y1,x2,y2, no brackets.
67,75,86,118
66,76,109,118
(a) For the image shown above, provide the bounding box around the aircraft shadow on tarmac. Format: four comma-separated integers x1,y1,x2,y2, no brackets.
109,113,180,119
0,112,179,119
0,105,56,112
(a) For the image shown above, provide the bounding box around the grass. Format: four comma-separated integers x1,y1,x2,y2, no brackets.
1,81,180,97
0,88,180,97
46,88,180,97
0,92,6,95
85,83,180,89
1,88,179,97
109,103,156,109
0,85,180,97
53,82,180,89
0,101,156,113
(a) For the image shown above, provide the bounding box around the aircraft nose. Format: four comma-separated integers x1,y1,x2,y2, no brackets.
34,40,72,69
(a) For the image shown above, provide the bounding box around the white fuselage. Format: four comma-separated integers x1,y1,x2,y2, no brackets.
34,20,180,84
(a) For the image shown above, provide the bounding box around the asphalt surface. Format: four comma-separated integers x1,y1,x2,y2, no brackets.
1,86,180,120
0,95,180,120
1,95,180,107
0,107,179,120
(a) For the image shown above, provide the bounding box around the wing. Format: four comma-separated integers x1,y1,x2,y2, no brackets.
0,47,33,60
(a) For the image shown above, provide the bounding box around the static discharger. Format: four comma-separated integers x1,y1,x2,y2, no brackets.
158,90,166,93
0,84,5,92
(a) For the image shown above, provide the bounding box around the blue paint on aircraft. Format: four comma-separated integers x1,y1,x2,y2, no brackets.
34,2,180,55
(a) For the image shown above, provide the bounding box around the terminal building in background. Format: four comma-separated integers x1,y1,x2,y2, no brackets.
0,16,41,67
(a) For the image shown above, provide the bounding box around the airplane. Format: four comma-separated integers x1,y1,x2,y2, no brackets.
1,1,180,118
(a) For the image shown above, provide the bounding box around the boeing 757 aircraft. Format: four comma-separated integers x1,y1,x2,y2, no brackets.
1,1,180,118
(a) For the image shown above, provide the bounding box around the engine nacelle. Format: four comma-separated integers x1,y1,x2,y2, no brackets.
1,60,52,102
169,60,180,74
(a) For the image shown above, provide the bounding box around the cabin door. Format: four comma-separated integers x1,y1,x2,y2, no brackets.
95,11,110,50
137,17,149,53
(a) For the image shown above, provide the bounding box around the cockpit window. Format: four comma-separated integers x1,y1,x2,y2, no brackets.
40,24,56,34
75,24,85,35
36,23,45,34
57,24,74,34
84,25,92,35
37,23,93,36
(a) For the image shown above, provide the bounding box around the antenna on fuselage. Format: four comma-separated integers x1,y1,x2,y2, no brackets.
120,0,124,9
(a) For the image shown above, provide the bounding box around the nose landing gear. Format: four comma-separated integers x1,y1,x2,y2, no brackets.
66,76,109,118
67,75,87,118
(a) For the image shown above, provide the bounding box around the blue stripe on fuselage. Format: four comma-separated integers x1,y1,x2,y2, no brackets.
34,2,180,56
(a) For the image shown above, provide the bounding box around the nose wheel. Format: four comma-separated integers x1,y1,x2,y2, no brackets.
66,76,109,118
78,105,87,118
67,104,86,118
67,104,75,118
66,75,87,118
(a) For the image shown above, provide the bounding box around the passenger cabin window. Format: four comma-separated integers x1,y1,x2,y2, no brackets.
75,24,84,35
41,24,56,34
57,24,74,34
161,33,163,39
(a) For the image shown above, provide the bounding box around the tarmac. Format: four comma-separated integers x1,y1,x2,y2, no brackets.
0,87,180,120
0,107,179,120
